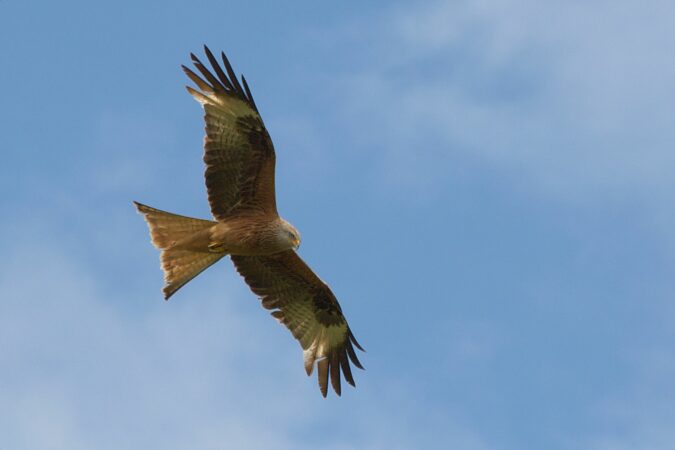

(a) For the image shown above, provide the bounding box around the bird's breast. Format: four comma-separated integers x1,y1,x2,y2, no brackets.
210,218,286,256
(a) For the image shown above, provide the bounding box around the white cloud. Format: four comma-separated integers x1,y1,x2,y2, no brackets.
0,241,304,450
326,0,675,201
0,233,492,450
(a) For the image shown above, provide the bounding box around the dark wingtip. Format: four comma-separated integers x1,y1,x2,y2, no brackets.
240,75,258,111
317,357,329,397
184,47,258,110
349,330,365,352
330,353,341,395
220,51,245,95
347,342,365,370
340,349,356,387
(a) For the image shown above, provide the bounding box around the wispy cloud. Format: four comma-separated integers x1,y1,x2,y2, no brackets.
0,234,491,450
4,2,675,448
320,0,675,202
0,242,304,450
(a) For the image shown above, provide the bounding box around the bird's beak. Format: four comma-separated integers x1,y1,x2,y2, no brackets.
293,238,301,249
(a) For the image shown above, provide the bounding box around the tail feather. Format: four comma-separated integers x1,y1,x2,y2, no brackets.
160,249,222,299
134,201,224,299
133,201,215,249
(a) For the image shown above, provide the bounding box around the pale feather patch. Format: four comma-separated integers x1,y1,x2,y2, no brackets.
303,339,319,376
186,86,259,120
302,323,348,377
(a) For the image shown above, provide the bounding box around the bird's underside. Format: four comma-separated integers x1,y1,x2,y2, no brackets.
134,46,363,397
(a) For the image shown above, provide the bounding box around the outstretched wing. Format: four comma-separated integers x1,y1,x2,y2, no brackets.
183,46,277,220
231,250,364,397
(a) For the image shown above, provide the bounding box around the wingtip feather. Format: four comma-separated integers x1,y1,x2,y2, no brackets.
220,51,245,97
347,342,365,370
303,342,318,376
349,330,365,352
340,351,355,387
185,86,210,105
317,357,329,397
330,352,341,396
204,45,234,91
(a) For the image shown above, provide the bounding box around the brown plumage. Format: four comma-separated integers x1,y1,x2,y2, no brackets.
134,46,363,397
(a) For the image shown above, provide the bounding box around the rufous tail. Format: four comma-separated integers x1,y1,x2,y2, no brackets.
133,201,223,299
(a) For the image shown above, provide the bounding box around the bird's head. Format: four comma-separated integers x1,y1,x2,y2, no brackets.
278,219,301,250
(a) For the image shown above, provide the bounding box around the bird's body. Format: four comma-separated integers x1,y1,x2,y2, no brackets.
209,215,299,255
134,47,363,397
154,213,298,256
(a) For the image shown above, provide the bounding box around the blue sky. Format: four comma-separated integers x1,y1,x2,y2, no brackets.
2,0,675,449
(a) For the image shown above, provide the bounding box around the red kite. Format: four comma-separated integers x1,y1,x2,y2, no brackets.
134,47,363,397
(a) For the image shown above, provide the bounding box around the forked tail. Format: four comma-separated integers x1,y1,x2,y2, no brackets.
133,201,223,299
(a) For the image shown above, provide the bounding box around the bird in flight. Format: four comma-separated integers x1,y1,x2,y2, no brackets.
134,46,363,397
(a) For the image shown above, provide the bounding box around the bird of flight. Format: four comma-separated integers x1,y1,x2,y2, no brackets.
134,47,363,397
